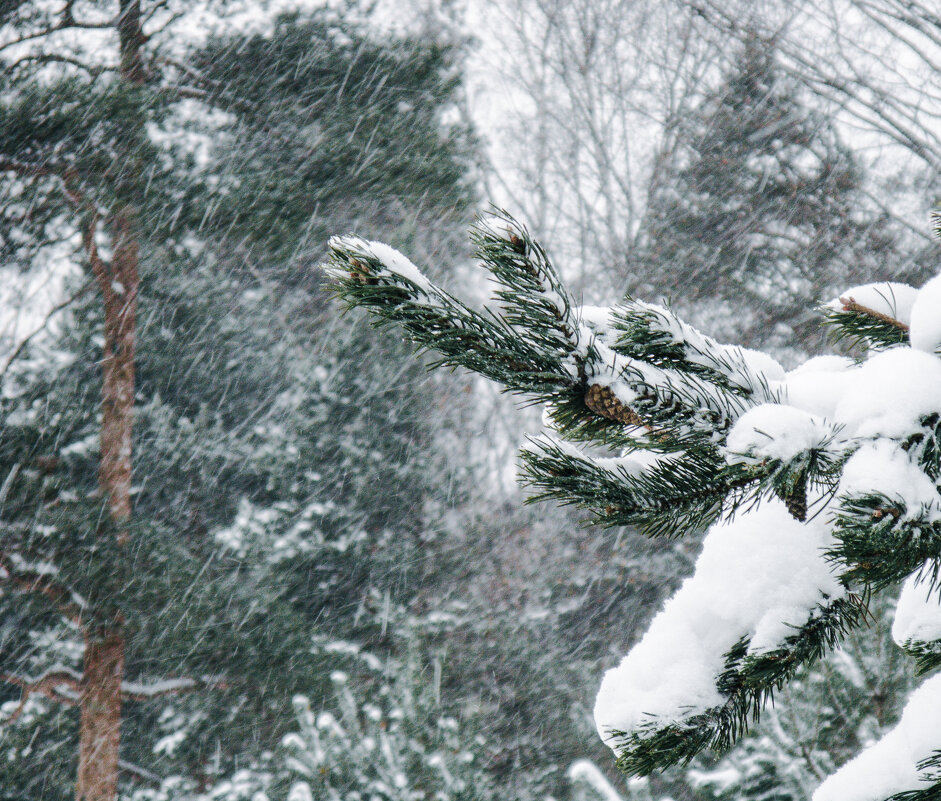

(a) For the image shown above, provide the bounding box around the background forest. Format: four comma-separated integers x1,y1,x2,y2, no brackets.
0,1,938,800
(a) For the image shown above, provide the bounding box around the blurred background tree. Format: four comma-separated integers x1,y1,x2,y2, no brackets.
0,2,478,798
633,35,897,357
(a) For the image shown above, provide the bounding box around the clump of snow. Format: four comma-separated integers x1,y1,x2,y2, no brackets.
738,346,787,383
594,498,841,745
834,348,941,439
777,357,858,419
838,440,940,515
909,273,941,353
824,282,919,325
567,759,626,801
327,235,433,293
286,783,313,801
813,672,941,801
725,404,835,465
792,355,857,375
893,569,941,647
579,305,615,332
365,240,433,292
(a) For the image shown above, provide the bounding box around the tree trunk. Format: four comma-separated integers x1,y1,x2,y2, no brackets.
76,208,138,801
75,0,147,801
98,209,138,531
76,5,144,799
118,0,147,85
76,634,124,801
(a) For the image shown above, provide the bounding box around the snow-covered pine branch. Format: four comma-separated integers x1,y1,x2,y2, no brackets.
329,209,941,801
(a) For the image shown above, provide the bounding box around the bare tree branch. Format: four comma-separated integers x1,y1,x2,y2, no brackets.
0,552,86,625
119,675,228,701
118,760,162,786
0,665,83,722
0,278,94,386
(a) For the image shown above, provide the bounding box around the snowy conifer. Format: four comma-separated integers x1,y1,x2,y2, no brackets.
280,644,493,801
635,35,899,356
328,209,941,801
0,5,476,797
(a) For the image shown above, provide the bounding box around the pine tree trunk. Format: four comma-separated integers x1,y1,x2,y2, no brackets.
76,634,125,801
98,209,138,531
74,3,146,796
76,208,138,801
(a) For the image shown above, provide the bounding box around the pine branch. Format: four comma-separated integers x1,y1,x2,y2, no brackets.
904,413,941,480
472,209,580,365
829,493,941,591
897,638,941,677
823,296,909,351
519,437,758,537
608,593,869,775
329,216,790,458
326,235,582,402
0,665,83,721
0,552,86,625
609,300,776,399
839,297,909,332
727,424,849,522
578,300,779,447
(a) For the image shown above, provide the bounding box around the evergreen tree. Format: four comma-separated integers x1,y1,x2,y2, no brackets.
279,643,495,801
635,36,897,356
0,3,476,799
328,208,941,801
413,497,697,801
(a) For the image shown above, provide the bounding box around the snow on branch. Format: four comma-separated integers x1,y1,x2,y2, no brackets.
0,665,83,721
472,209,580,365
0,551,86,625
823,281,917,350
893,570,941,675
120,675,227,701
328,213,788,447
812,672,941,801
594,498,851,775
575,302,783,446
326,233,582,402
330,210,941,791
608,299,784,397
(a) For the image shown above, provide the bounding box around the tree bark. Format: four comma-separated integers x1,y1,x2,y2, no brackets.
98,209,138,531
75,1,146,794
118,0,147,85
76,207,138,801
76,634,125,801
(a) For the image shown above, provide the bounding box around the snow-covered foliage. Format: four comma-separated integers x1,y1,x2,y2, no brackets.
282,655,492,801
329,208,941,801
687,595,915,801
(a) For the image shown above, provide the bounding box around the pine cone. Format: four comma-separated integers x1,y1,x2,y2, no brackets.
584,383,642,426
778,482,807,522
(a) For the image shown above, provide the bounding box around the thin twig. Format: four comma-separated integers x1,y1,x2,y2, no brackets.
839,296,910,331
0,279,93,385
0,552,86,625
0,666,82,722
